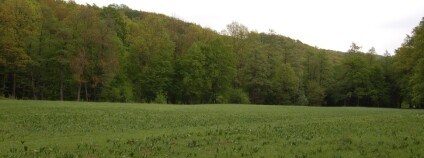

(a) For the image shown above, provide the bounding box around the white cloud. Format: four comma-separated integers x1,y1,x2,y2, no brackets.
74,0,424,54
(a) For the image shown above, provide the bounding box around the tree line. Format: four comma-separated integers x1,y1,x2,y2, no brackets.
0,0,423,108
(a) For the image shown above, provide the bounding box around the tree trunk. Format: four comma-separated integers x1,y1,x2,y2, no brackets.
60,70,63,101
85,83,88,102
12,73,16,99
31,72,36,99
2,74,6,96
356,97,360,106
77,82,81,101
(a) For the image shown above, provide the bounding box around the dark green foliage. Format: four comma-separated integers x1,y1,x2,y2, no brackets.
340,51,373,106
226,88,250,104
272,63,299,105
324,43,394,107
411,59,424,107
305,80,325,105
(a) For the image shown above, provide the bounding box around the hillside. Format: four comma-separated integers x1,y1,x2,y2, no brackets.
1,0,422,108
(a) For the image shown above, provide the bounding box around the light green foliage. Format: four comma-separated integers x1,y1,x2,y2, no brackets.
153,91,167,104
1,100,424,157
203,38,236,103
178,38,236,103
101,4,128,42
126,14,175,102
394,18,424,108
179,43,207,103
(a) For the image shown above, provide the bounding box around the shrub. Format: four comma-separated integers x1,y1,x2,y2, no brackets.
154,92,167,104
227,89,250,104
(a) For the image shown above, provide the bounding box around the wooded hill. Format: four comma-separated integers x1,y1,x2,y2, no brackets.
1,0,423,108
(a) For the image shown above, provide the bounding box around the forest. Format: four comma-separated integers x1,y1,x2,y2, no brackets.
0,0,423,108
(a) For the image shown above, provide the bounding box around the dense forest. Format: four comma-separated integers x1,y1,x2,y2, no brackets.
0,0,423,108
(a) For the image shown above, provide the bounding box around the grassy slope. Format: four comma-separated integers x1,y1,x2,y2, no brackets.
1,100,424,157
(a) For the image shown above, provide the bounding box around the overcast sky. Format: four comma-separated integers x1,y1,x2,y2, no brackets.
74,0,424,55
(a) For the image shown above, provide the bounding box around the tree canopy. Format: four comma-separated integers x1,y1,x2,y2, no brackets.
0,0,423,108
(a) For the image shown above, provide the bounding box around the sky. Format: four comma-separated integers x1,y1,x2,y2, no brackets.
73,0,424,55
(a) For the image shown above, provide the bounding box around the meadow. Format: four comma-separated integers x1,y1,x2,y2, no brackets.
1,100,424,157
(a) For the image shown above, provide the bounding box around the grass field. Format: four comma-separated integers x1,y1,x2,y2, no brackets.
1,100,424,157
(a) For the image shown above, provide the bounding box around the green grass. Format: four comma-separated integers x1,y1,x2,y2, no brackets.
1,100,424,157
